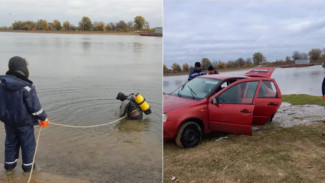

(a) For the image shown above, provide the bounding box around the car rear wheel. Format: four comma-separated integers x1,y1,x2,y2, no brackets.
175,122,202,148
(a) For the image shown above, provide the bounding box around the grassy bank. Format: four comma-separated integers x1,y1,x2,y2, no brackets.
164,123,325,183
282,94,325,106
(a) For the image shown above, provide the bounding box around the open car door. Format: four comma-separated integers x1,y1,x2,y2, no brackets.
208,79,260,135
245,67,275,78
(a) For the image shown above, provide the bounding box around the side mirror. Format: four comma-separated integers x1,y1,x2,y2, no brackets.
211,98,218,105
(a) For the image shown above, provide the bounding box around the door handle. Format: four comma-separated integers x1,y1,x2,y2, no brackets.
267,102,278,106
240,109,251,113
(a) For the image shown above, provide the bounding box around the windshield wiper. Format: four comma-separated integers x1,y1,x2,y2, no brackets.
178,84,186,97
187,85,197,99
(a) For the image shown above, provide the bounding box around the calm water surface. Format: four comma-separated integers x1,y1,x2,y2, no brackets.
164,65,324,96
0,32,162,182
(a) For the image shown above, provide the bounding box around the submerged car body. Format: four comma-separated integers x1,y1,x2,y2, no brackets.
163,67,282,148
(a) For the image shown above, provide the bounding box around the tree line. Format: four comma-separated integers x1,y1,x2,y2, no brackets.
0,16,151,32
164,48,325,74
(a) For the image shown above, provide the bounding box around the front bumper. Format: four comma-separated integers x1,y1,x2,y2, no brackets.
163,120,178,140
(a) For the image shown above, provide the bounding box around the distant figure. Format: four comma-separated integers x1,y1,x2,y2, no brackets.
207,65,219,75
116,92,143,120
188,62,206,81
0,56,49,174
322,76,325,100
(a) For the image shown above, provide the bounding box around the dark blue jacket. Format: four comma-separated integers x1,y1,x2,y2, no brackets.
0,75,47,126
188,69,206,81
322,77,325,96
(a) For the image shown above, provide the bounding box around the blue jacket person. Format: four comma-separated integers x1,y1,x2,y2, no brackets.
0,56,49,174
323,76,325,100
188,62,206,81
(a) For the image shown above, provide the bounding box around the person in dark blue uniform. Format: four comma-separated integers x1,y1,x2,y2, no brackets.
0,56,49,174
323,76,325,100
207,65,219,75
188,62,206,81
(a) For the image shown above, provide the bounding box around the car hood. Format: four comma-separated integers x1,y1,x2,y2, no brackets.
164,95,197,113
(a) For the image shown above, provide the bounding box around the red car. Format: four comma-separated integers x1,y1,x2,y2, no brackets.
163,67,281,148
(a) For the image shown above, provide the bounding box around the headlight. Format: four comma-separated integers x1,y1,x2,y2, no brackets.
163,113,167,123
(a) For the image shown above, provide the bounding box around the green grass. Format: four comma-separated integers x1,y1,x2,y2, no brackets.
282,94,325,106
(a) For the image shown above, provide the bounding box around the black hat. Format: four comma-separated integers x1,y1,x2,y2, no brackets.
208,65,214,71
8,56,29,78
195,62,201,67
116,92,128,101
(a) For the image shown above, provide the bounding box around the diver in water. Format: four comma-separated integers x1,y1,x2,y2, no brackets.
116,92,146,120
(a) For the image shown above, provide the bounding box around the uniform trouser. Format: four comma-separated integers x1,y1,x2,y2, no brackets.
4,124,35,171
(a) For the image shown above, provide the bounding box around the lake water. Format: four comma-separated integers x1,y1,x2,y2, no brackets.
0,32,162,182
164,65,325,96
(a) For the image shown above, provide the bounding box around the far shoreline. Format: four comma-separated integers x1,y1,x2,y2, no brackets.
0,30,143,36
164,64,322,77
164,66,256,77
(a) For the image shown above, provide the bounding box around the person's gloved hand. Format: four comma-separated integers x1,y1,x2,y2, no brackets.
323,95,325,100
40,118,49,128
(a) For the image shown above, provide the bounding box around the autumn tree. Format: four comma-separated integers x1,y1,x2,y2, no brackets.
235,57,245,67
253,52,265,65
217,61,225,69
182,63,189,72
22,21,36,30
12,21,23,30
52,20,61,31
211,61,218,68
108,22,116,31
201,58,212,70
63,21,70,30
105,24,113,31
172,63,181,73
116,20,128,31
163,64,169,73
79,16,93,31
308,48,322,61
292,51,308,60
144,21,150,29
285,56,291,62
245,58,253,67
134,16,145,30
226,61,236,68
95,21,105,31
127,21,134,29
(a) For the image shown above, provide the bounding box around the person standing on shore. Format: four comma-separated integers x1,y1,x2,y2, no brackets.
0,56,49,174
207,65,219,75
322,76,325,100
188,62,206,81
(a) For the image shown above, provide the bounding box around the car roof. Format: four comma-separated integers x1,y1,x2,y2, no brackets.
199,74,247,80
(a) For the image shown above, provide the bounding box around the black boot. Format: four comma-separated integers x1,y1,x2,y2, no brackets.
4,161,17,175
22,163,40,174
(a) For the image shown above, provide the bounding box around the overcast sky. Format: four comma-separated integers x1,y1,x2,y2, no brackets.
164,0,325,67
0,0,162,27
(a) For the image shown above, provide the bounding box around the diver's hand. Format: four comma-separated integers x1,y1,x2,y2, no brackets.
40,118,49,128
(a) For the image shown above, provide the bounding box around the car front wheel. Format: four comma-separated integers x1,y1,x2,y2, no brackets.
175,122,202,148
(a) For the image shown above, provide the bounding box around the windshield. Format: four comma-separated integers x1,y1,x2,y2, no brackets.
170,78,221,100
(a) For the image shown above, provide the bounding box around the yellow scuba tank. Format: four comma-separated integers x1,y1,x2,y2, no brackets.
134,93,152,115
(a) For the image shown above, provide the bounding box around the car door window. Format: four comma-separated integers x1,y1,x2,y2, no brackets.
258,81,277,98
218,81,259,104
